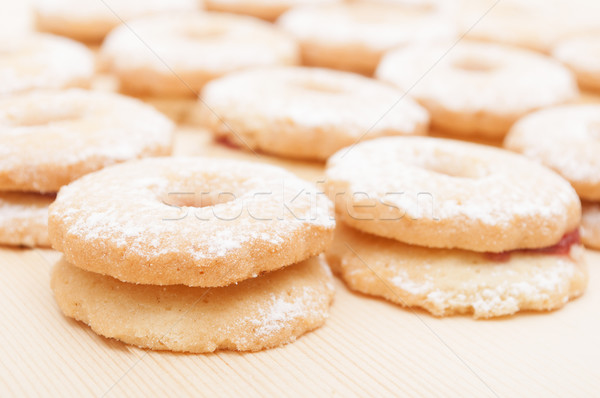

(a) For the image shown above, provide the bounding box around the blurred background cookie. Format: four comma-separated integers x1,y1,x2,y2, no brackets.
198,66,429,160
34,0,199,43
0,33,94,96
100,12,299,97
553,33,600,92
505,104,600,249
376,41,578,139
277,1,456,75
205,0,341,21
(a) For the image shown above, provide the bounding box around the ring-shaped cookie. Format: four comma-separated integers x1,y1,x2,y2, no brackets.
504,104,600,201
49,157,335,286
0,192,54,247
0,33,94,96
199,66,429,160
35,0,199,42
100,12,299,96
376,41,578,138
553,34,600,92
0,89,174,193
277,2,456,75
325,137,581,252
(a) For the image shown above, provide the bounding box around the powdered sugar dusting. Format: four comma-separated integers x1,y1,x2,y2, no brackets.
0,33,93,96
0,89,173,191
505,104,600,192
51,157,334,263
327,136,579,229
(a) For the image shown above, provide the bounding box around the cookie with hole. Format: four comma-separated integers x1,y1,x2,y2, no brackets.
99,12,299,97
277,1,456,75
48,157,335,287
505,104,600,249
197,66,429,161
324,136,586,318
376,41,578,139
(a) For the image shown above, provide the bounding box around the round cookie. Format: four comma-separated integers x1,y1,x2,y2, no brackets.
504,105,600,201
35,0,198,42
204,0,341,21
51,256,335,352
582,202,600,250
100,12,299,97
553,34,600,92
325,137,581,252
0,192,54,247
376,41,578,138
49,157,335,287
327,223,587,319
199,66,429,160
0,89,173,193
277,2,456,75
0,33,93,96
460,0,600,54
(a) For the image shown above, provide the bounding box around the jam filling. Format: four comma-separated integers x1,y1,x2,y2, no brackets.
484,229,581,262
215,136,241,150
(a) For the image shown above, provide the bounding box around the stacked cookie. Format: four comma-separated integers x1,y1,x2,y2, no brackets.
49,157,336,352
325,137,587,318
0,89,173,247
505,104,600,249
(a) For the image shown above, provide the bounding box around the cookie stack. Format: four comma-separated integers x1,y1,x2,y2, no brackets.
505,104,600,250
325,136,587,318
0,89,174,247
49,157,336,352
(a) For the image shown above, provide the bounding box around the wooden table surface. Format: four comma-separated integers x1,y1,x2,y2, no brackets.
1,124,599,397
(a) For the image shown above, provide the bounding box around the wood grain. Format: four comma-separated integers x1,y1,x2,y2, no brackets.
1,126,599,397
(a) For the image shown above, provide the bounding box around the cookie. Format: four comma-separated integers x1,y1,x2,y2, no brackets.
582,202,600,250
504,104,600,201
204,0,340,21
277,2,456,75
0,89,173,193
325,137,581,252
326,222,587,318
553,34,600,92
0,33,93,96
100,12,299,97
35,0,198,42
460,0,600,54
0,192,53,247
198,66,429,160
49,157,335,287
376,41,578,138
51,256,335,352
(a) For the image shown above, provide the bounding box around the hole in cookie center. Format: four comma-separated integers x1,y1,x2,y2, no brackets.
294,80,344,94
184,26,227,40
16,112,80,127
588,121,600,139
161,192,235,208
453,57,496,73
350,3,436,22
421,154,490,179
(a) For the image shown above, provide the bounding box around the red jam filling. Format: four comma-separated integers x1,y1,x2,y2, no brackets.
484,229,580,262
215,136,242,150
